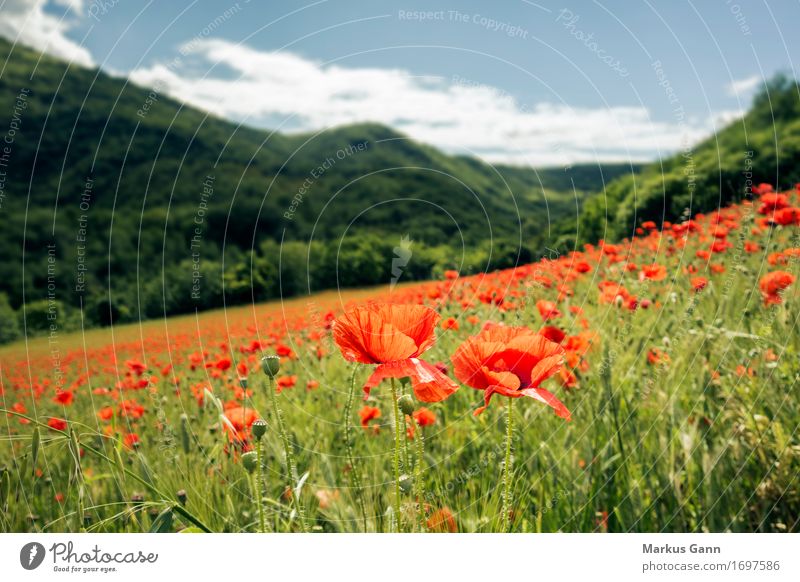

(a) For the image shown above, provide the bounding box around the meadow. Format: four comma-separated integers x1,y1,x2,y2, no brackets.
1,184,799,533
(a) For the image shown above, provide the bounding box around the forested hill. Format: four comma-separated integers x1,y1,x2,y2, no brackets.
0,37,636,340
553,76,800,247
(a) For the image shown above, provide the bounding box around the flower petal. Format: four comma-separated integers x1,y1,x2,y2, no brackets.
518,386,571,420
363,358,458,402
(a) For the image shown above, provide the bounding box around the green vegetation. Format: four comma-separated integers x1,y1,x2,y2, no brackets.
0,38,635,339
553,75,800,247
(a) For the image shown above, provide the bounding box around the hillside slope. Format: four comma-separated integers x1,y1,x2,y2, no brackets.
0,37,635,335
555,76,800,246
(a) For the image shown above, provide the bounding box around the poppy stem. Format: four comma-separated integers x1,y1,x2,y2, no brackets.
414,422,426,532
344,366,368,531
390,378,403,532
256,439,266,533
502,397,514,532
267,377,308,532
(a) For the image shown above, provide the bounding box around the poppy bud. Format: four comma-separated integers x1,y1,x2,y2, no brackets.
261,355,281,378
239,376,248,390
398,394,415,416
177,489,187,505
242,451,258,473
252,418,267,440
399,473,413,493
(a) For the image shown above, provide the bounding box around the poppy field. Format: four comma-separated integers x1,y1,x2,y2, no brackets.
1,185,799,534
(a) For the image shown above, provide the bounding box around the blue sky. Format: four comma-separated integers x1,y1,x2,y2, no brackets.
2,0,798,165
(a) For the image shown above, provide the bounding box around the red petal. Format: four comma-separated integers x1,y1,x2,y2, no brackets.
363,358,458,402
518,386,571,420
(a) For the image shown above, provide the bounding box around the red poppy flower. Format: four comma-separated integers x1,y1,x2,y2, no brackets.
536,299,562,321
539,326,566,344
47,417,67,431
427,507,458,532
772,207,800,226
759,271,795,305
413,407,436,427
358,405,381,428
223,406,259,443
691,276,708,292
639,263,667,281
53,390,74,406
123,433,140,449
97,406,114,421
451,325,570,418
333,303,458,402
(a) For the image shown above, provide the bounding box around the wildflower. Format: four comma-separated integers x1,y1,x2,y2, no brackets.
358,405,381,428
451,325,570,418
413,407,436,427
53,390,74,406
332,303,458,402
47,417,67,431
639,263,667,281
759,271,795,305
536,299,562,321
427,507,457,533
222,406,259,445
123,433,140,449
441,317,459,331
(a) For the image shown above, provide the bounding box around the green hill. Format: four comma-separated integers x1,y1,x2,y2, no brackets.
0,37,635,338
553,75,800,246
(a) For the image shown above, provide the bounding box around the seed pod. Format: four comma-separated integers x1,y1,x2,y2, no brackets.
261,355,281,378
399,473,413,494
398,394,415,416
252,418,267,440
180,414,191,455
242,451,258,473
239,376,248,390
176,489,187,505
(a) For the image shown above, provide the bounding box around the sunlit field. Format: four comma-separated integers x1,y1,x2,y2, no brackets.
1,185,799,533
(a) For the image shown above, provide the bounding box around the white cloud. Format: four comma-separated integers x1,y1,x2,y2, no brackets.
130,39,720,165
726,75,762,97
0,0,93,67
